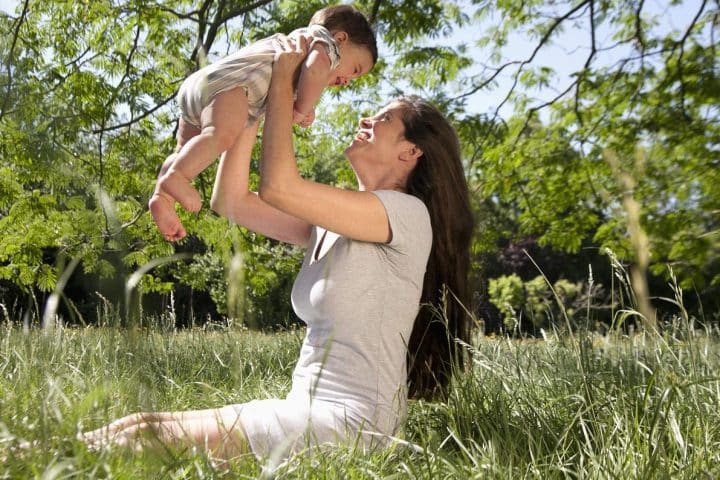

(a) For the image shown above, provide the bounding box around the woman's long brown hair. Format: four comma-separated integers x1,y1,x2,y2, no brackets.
398,96,474,400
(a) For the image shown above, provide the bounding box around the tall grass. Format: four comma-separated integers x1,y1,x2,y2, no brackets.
0,325,300,478
1,275,719,478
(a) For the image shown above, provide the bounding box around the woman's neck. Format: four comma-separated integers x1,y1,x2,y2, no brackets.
356,172,407,193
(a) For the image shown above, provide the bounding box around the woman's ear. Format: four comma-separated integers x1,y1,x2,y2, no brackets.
399,143,422,175
400,143,423,163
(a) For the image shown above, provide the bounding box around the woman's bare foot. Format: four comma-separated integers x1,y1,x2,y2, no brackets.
158,170,202,213
149,192,187,241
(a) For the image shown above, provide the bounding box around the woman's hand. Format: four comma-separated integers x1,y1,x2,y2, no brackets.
273,34,309,82
262,33,392,245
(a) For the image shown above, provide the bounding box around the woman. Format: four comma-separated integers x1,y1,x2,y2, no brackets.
83,36,474,461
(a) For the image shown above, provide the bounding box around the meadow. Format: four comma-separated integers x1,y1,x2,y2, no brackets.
1,1,717,477
1,313,719,479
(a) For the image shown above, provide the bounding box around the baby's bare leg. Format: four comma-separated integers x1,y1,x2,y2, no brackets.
150,118,199,241
150,152,188,241
159,87,249,214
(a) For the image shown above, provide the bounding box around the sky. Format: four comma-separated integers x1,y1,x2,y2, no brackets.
441,0,703,118
0,0,705,119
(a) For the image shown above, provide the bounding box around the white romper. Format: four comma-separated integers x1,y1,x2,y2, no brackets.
176,24,341,127
233,190,432,460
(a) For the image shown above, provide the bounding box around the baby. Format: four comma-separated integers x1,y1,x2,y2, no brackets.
150,5,377,241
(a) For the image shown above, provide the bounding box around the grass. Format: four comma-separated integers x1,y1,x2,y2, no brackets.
1,318,719,478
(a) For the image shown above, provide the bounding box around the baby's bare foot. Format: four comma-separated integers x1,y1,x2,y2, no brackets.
149,193,187,241
159,170,202,213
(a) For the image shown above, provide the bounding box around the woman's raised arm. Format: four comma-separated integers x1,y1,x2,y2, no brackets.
258,36,393,244
210,121,312,247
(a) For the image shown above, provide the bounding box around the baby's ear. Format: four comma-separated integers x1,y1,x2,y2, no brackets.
333,31,348,44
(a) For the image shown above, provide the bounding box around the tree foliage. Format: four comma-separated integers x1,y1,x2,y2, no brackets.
488,273,587,332
0,0,717,328
458,0,719,315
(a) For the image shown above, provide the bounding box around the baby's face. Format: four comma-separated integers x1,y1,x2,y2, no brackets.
328,42,374,87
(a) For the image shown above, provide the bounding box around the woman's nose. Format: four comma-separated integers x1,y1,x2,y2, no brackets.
359,117,371,128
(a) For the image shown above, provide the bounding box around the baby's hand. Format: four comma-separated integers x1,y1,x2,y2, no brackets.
293,108,315,128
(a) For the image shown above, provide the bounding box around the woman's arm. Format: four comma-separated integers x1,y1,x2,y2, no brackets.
259,37,392,244
210,121,312,247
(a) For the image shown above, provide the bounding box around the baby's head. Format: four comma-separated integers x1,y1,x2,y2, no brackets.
310,5,378,87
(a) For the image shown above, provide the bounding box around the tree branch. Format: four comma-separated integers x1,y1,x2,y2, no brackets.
369,0,382,23
94,0,273,136
454,59,526,102
574,0,598,126
0,0,30,122
672,0,708,118
216,0,274,26
190,0,215,66
105,20,142,113
202,0,274,58
90,93,176,134
153,4,201,21
202,0,228,56
634,0,646,52
454,0,592,108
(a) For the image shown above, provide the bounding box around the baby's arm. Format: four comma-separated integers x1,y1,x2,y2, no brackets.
293,43,332,121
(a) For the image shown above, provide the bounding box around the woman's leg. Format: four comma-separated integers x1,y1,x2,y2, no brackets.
159,86,249,215
83,406,250,460
149,118,200,241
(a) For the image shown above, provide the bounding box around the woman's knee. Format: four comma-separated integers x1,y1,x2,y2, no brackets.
218,427,250,458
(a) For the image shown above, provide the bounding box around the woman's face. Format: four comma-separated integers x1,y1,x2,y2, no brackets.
345,102,408,163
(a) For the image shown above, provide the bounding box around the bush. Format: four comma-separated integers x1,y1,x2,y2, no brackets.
488,274,586,332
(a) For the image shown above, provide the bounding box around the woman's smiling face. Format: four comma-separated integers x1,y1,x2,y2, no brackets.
343,101,424,191
345,103,407,160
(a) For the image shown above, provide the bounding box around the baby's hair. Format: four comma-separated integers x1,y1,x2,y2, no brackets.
310,5,378,65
